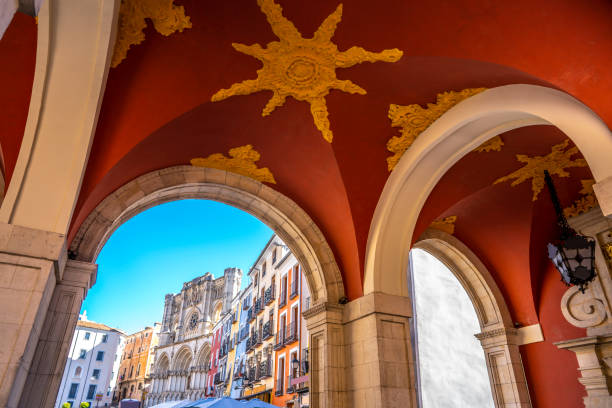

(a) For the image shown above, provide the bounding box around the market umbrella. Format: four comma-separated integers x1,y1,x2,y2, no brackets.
243,398,278,407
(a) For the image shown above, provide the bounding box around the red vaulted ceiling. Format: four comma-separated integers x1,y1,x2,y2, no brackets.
1,1,611,304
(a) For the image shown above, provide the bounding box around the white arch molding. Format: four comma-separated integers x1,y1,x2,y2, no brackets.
365,84,612,297
70,165,345,305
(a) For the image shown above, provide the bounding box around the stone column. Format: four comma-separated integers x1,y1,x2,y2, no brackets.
18,260,97,408
556,207,612,407
342,292,417,408
475,327,531,407
0,224,67,408
556,336,612,407
303,302,346,408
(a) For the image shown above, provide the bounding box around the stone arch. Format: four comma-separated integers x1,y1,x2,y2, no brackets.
70,165,344,304
413,228,531,407
365,84,612,297
156,352,170,373
196,342,211,366
173,346,193,371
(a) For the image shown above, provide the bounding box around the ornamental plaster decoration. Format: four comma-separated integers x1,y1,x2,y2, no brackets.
386,88,487,171
211,0,403,143
111,0,192,68
494,139,587,201
561,286,607,328
474,135,504,153
564,179,598,218
190,145,276,184
429,215,457,235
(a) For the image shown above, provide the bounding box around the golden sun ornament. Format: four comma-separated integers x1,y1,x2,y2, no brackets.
211,0,403,142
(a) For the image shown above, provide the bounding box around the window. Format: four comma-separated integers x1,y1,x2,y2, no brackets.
84,332,90,340
102,334,108,343
137,364,141,376
129,365,134,378
79,349,87,359
86,384,97,400
262,262,267,276
68,383,79,398
273,248,277,264
92,369,101,379
74,366,82,377
96,351,104,361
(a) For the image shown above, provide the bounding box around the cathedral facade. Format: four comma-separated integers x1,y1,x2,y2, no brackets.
147,268,241,404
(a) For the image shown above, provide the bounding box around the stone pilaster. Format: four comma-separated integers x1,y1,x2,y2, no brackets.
342,292,416,408
475,327,531,407
18,260,97,408
556,336,612,408
0,223,67,408
303,301,346,408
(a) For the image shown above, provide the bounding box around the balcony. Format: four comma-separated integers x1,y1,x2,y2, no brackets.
259,359,272,379
275,379,284,397
264,286,275,305
279,290,287,308
290,280,298,299
247,309,255,323
247,366,257,382
254,332,262,346
294,375,309,393
214,372,223,385
262,320,274,340
284,322,298,345
274,330,285,350
286,375,295,393
254,298,264,315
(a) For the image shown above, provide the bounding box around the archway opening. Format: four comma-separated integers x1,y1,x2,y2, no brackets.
55,166,343,408
409,248,494,407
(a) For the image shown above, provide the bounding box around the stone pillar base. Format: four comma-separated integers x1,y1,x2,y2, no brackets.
342,292,417,408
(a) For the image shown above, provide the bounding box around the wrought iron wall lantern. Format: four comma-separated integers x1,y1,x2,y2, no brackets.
544,170,596,293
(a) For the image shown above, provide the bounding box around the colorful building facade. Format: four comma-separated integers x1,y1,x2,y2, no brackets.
115,323,161,404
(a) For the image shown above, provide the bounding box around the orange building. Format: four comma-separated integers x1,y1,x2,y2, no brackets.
271,260,310,408
115,324,161,404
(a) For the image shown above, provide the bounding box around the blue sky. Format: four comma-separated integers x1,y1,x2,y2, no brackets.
80,199,272,334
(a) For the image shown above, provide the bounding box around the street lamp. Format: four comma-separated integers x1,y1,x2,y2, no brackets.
544,170,596,293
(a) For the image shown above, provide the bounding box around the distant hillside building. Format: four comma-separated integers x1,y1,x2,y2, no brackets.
115,323,161,404
54,313,125,408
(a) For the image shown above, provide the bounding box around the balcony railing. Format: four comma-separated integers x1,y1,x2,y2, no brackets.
290,280,298,299
279,289,287,307
254,298,264,315
274,329,285,350
259,359,272,379
264,286,275,304
263,320,274,340
254,331,263,346
214,372,223,384
286,375,295,393
284,322,298,345
247,309,255,323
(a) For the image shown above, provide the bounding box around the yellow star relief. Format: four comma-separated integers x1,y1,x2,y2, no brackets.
494,139,587,201
211,0,403,142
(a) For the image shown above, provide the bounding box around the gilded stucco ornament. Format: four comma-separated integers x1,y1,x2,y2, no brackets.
564,179,598,218
211,0,403,143
386,88,487,171
190,145,276,184
430,216,457,235
112,0,192,68
494,139,587,201
474,136,504,153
